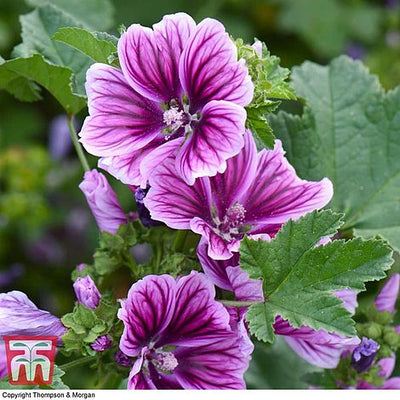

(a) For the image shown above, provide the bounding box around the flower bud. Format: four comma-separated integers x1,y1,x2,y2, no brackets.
364,322,383,340
351,337,380,373
114,350,133,367
90,335,112,352
73,275,101,310
79,170,126,234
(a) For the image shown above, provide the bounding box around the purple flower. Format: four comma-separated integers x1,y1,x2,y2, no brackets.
351,337,380,373
114,350,134,367
146,130,333,260
375,273,400,314
223,264,359,369
0,291,67,343
80,13,253,186
91,335,112,352
73,275,101,310
118,272,251,389
79,169,127,233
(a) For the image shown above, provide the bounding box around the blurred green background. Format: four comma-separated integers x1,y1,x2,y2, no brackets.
1,0,400,389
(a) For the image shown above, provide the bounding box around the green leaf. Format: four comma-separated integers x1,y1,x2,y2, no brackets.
0,54,86,114
0,55,41,102
53,27,117,64
26,0,115,31
13,4,93,96
270,56,400,251
246,106,275,150
240,210,393,343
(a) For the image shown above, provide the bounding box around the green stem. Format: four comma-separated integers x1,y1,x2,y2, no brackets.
173,230,188,253
67,114,90,172
59,355,96,372
218,299,263,307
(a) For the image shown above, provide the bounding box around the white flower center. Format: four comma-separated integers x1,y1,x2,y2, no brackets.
152,351,178,373
163,107,184,129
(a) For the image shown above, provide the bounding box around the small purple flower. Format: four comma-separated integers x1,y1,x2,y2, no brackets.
146,130,333,260
91,335,112,352
114,350,134,367
351,337,380,373
79,169,127,233
375,273,400,314
134,186,163,228
80,13,253,186
0,291,67,343
118,272,251,389
73,276,101,310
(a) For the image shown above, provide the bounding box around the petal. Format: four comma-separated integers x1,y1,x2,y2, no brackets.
190,217,239,260
79,64,163,157
139,137,183,188
147,364,182,389
274,317,360,369
226,266,263,302
378,356,396,378
98,143,158,187
197,238,239,291
208,129,258,214
79,169,127,233
118,13,195,102
174,338,248,389
180,18,253,110
335,289,358,315
118,275,176,357
144,158,212,229
381,378,400,389
127,354,156,390
0,291,66,342
244,140,333,228
158,272,232,347
175,100,246,185
375,273,400,314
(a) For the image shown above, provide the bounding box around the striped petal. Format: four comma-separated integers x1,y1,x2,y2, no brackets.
175,101,246,185
179,18,253,110
80,64,163,157
244,140,333,228
118,13,195,103
118,275,176,357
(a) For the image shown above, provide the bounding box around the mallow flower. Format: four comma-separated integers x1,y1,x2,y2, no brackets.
0,291,67,377
118,271,251,389
145,130,333,260
79,169,127,234
224,265,360,369
80,13,253,186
